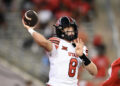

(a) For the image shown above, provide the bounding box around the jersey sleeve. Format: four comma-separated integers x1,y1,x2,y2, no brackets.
46,37,60,57
49,37,60,49
102,67,119,86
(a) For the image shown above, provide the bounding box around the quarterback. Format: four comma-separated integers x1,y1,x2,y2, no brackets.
22,10,97,86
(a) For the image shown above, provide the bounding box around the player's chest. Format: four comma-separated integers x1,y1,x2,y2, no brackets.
57,41,78,58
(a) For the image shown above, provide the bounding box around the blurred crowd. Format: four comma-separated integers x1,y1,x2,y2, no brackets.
21,0,96,22
0,0,114,86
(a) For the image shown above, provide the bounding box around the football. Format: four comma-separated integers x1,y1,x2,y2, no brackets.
23,10,38,27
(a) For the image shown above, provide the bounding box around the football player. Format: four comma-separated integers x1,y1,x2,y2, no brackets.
22,11,97,86
102,57,120,86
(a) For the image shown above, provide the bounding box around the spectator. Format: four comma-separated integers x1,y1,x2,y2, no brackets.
37,10,54,38
55,11,72,19
84,0,96,16
0,10,6,27
1,0,15,11
25,80,33,86
22,38,34,49
0,7,7,30
56,0,81,19
61,0,80,10
21,0,34,16
78,29,88,44
38,10,53,24
92,50,110,78
92,35,110,78
31,0,60,12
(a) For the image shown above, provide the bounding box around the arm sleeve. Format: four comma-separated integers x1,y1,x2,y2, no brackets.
102,67,119,86
46,37,60,57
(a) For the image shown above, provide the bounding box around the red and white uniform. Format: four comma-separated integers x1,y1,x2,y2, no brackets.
102,58,120,86
46,37,88,86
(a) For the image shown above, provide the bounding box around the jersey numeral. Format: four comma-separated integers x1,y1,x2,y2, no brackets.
68,58,78,77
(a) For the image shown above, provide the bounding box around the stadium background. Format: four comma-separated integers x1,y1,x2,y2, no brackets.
0,0,120,86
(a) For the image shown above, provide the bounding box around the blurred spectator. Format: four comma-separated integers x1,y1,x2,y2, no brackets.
92,35,110,78
45,0,60,12
20,0,95,22
38,10,53,24
77,1,93,22
21,0,34,16
42,54,49,66
31,0,60,12
14,84,20,86
61,0,81,11
78,29,88,44
84,0,96,16
102,57,120,86
92,52,110,78
0,8,7,30
55,11,72,19
38,10,54,38
93,35,102,46
1,0,15,11
0,10,6,27
22,38,34,49
56,0,81,19
78,2,90,16
41,51,50,71
25,80,34,86
2,0,13,8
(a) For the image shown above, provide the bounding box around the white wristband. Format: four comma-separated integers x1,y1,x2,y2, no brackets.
28,28,35,35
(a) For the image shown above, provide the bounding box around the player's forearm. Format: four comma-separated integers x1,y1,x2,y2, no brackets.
84,62,98,76
79,54,98,76
30,30,52,52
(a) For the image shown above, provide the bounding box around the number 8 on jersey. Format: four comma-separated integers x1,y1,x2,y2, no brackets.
68,58,78,77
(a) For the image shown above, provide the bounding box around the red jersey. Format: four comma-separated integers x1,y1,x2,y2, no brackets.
102,58,120,86
92,55,109,78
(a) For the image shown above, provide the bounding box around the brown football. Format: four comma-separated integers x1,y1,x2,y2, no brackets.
23,10,38,27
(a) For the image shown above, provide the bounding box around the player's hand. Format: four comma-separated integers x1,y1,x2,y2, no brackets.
22,18,33,30
74,38,84,57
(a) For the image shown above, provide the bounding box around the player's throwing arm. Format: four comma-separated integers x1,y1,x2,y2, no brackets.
22,10,52,52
